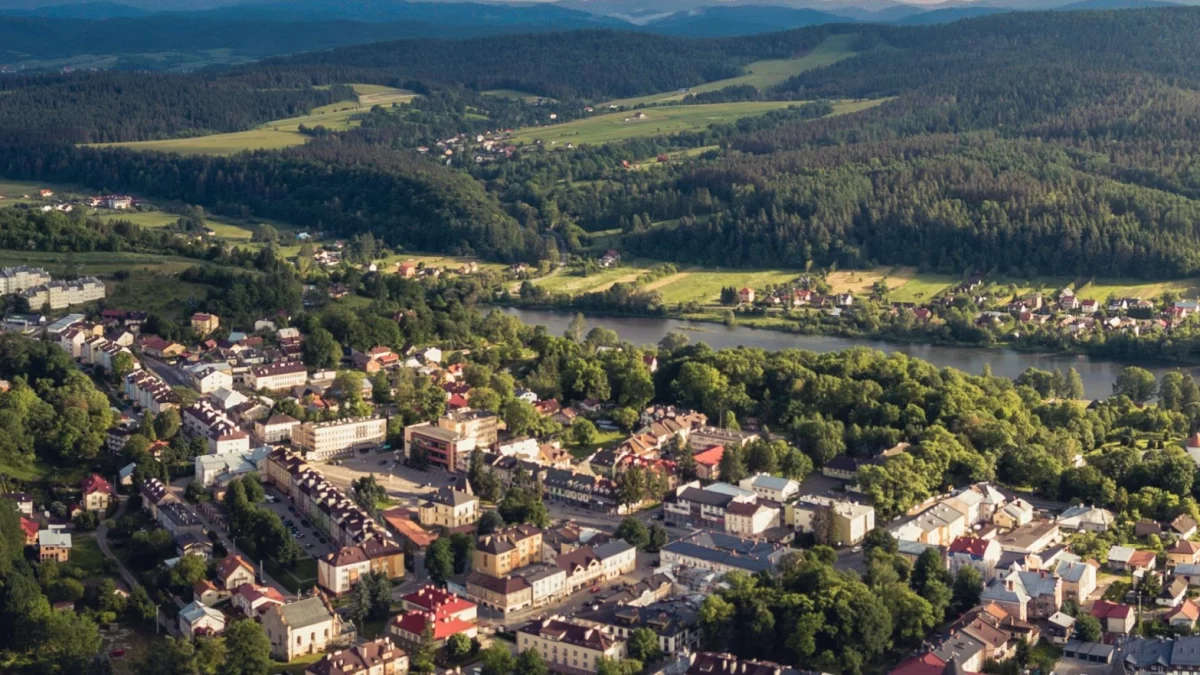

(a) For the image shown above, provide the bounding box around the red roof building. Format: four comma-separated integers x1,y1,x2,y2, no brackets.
888,653,947,675
81,473,113,496
948,536,991,558
1091,600,1132,620
692,445,725,480
391,586,478,649
19,516,38,545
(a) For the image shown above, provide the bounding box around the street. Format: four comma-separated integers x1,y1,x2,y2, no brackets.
262,485,337,560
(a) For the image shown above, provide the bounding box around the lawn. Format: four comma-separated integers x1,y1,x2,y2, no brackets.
0,458,56,482
106,272,215,319
535,263,654,295
106,209,296,244
482,88,549,102
570,428,625,459
509,99,883,146
605,34,861,108
95,84,416,156
0,249,198,277
1074,277,1200,301
378,251,510,274
70,535,109,578
887,272,957,303
654,268,804,305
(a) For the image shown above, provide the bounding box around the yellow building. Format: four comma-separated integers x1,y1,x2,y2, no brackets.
517,616,626,674
418,484,479,529
473,524,543,577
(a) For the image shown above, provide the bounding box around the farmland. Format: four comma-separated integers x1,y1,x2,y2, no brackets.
94,84,416,156
603,34,861,108
509,98,882,146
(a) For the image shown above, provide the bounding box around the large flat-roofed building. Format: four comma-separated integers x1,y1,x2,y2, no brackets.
405,422,476,472
437,409,499,447
182,399,251,455
22,277,105,310
295,417,386,461
246,361,309,392
0,266,51,295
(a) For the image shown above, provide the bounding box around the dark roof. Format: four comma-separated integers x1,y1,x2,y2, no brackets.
467,571,530,595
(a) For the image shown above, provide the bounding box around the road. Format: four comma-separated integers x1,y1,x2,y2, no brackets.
142,356,189,388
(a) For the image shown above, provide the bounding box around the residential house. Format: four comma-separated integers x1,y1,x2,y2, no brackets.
317,540,405,595
594,540,637,580
522,563,568,608
262,594,343,662
193,580,222,606
247,362,309,392
894,501,968,547
191,313,220,336
38,529,71,562
1057,505,1115,533
1173,514,1199,539
417,484,479,529
1091,600,1135,634
389,588,478,650
980,570,1061,620
993,521,1061,554
1107,546,1137,572
254,414,300,445
1054,559,1097,605
993,499,1035,530
737,474,800,503
1176,563,1200,586
80,473,113,513
466,572,532,615
217,555,257,590
1046,612,1076,644
517,616,626,675
791,496,875,546
948,536,1003,580
1168,599,1200,630
1168,539,1200,568
557,547,604,592
691,445,724,481
473,524,543,577
19,517,37,545
1128,549,1157,579
232,583,286,618
1161,576,1190,607
2,492,33,516
187,363,233,394
178,601,226,636
304,638,409,675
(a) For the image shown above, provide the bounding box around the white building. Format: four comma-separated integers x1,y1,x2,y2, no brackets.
738,473,801,503
0,266,51,295
294,417,387,461
187,363,234,394
246,362,309,392
195,446,271,488
183,400,251,455
22,277,106,310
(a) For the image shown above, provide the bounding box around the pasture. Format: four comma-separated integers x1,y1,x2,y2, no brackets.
604,34,861,108
509,99,881,146
95,84,416,156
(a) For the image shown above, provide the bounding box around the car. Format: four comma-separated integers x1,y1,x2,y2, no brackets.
379,459,388,465
589,586,601,593
664,521,676,528
652,513,664,520
301,520,311,528
851,545,862,553
288,506,296,513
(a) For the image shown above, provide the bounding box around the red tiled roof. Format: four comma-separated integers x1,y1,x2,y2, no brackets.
217,555,254,581
948,536,991,558
20,516,38,539
391,609,475,641
693,445,724,467
888,653,947,675
401,586,475,616
1091,600,1132,619
1169,599,1200,622
1127,550,1156,568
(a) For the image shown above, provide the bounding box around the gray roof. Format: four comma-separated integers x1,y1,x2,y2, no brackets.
278,596,333,629
593,540,635,561
1173,636,1200,667
744,474,795,493
1017,570,1059,598
1056,560,1091,583
662,540,773,574
1177,563,1200,576
1123,638,1174,669
427,487,477,508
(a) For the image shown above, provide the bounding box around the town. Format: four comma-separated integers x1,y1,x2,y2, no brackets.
2,252,1200,675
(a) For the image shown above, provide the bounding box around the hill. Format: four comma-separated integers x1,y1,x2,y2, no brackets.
644,6,855,35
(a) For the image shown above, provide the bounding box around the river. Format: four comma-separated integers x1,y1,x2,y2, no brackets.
497,307,1200,399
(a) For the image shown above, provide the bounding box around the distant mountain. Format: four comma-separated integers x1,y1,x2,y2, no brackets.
0,0,147,16
645,5,854,35
890,5,1009,23
1056,0,1178,9
226,0,628,26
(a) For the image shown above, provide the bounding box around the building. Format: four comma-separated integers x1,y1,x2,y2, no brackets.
22,277,105,310
1057,505,1115,533
2,492,33,516
390,587,478,650
232,583,286,618
255,414,300,445
295,417,386,461
659,532,787,577
124,370,179,414
262,594,343,662
893,501,968,547
575,598,699,657
1054,559,1097,605
191,313,220,336
691,445,724,481
1091,600,1134,634
737,474,800,502
404,422,477,472
948,536,1002,580
305,638,409,675
187,363,234,394
317,540,405,595
594,540,637,580
217,555,257,590
437,409,499,448
474,524,544,577
178,601,226,636
38,529,71,562
466,572,532,615
980,570,1061,621
183,400,251,455
524,563,568,608
0,266,51,295
20,517,37,545
418,484,479,529
994,521,1061,554
247,362,309,392
195,446,271,488
1167,539,1200,567
792,496,875,546
518,616,626,675
80,473,114,513
993,499,1035,529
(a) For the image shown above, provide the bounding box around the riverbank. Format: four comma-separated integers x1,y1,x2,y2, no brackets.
494,305,1200,400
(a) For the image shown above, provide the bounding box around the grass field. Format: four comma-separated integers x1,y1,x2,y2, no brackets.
604,34,861,108
106,272,213,318
96,84,416,156
71,536,109,578
510,99,882,146
379,251,510,274
482,88,549,102
0,249,198,276
654,268,803,305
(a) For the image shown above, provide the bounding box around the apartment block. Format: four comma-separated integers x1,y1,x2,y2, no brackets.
295,417,386,461
0,266,51,295
246,361,309,392
22,277,105,310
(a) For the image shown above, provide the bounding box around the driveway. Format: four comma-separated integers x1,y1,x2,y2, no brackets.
263,485,337,559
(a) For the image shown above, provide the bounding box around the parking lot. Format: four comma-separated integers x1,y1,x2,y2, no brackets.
262,485,337,559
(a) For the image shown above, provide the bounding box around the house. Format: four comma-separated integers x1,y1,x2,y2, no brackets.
217,555,257,590
894,501,968,547
738,474,800,503
1057,505,1114,533
305,638,409,675
821,454,860,481
178,601,226,636
38,529,72,562
80,473,114,513
466,572,532,615
792,496,875,546
473,524,543,577
389,590,478,650
1127,549,1157,577
1173,514,1199,538
993,499,1035,529
3,492,33,516
1160,576,1190,607
193,580,222,606
1167,599,1200,629
517,616,627,674
1054,559,1097,605
1046,612,1076,644
557,547,604,592
1135,520,1164,538
418,484,479,529
1107,545,1136,572
736,287,755,305
1168,539,1200,567
20,517,38,545
981,570,1061,620
691,445,725,481
1091,600,1134,634
948,536,1003,580
594,540,637,580
993,520,1061,554
317,540,406,595
254,414,300,445
232,583,286,618
176,532,214,559
262,594,343,662
1175,563,1200,586
191,313,220,336
187,363,234,394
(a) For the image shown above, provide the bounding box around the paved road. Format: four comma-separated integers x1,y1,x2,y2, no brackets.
142,356,189,388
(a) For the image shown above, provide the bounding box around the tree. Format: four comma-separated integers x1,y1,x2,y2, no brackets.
516,648,550,675
503,399,540,436
572,418,598,447
409,623,437,674
303,328,342,368
220,619,272,675
351,474,387,514
1065,367,1085,399
445,633,473,661
1113,366,1157,403
169,554,208,588
469,387,502,413
479,641,517,675
153,408,181,440
615,517,650,549
952,566,983,615
565,313,587,343
647,524,668,553
615,466,647,510
1075,613,1103,642
596,657,644,675
425,537,454,584
40,609,103,672
627,627,663,663
477,510,506,535
717,444,747,484
698,595,735,650
110,351,135,383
